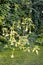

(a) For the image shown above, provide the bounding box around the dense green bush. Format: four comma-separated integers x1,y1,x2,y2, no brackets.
0,0,43,56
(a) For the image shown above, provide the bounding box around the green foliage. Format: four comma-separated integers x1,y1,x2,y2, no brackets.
0,0,43,56
36,33,43,45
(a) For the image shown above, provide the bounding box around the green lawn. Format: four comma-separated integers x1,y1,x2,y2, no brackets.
0,46,43,65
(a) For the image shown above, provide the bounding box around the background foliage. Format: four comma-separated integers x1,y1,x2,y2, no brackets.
0,0,43,56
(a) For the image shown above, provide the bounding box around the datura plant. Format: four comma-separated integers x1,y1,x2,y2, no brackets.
0,0,41,58
1,22,40,58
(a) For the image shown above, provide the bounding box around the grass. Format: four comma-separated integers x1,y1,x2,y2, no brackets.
0,46,43,65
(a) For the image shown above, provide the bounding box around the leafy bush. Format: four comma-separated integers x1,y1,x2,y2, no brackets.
0,0,43,57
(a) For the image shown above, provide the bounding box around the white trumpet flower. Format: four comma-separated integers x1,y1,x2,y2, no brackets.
11,53,14,58
36,50,38,55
